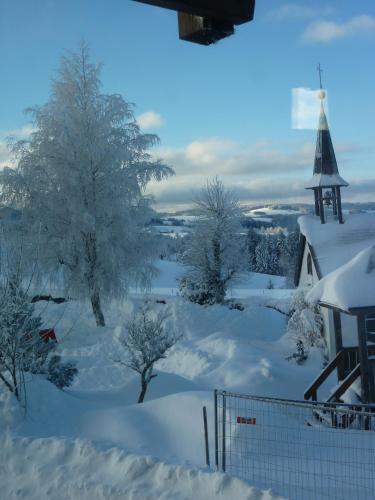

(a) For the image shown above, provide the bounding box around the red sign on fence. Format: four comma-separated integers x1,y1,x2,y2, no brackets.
237,416,256,425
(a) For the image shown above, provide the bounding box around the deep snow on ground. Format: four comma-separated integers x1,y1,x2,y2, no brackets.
1,259,322,499
0,436,284,500
136,259,286,296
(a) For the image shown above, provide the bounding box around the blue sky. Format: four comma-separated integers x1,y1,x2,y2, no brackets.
1,0,374,210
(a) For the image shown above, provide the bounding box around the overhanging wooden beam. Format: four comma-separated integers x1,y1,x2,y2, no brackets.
132,0,255,25
178,12,234,44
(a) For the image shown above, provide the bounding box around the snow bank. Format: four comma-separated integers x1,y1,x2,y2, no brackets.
0,254,319,499
9,294,322,454
33,293,314,402
0,436,283,500
82,391,213,465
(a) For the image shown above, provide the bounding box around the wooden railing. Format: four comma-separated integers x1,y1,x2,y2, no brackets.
304,350,345,401
304,346,375,402
327,364,361,402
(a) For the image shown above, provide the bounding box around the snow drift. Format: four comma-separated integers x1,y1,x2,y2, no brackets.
0,436,283,500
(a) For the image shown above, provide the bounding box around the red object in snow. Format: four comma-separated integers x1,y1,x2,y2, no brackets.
237,416,256,425
39,329,57,343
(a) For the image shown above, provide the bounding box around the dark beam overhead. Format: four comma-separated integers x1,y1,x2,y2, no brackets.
132,0,255,25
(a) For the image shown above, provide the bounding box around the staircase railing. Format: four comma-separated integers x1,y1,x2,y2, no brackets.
304,350,344,401
327,364,361,402
304,346,375,402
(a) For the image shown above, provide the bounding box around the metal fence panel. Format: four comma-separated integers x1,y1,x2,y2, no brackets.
215,390,375,500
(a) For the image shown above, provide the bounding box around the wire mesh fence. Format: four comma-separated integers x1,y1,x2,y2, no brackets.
214,390,375,500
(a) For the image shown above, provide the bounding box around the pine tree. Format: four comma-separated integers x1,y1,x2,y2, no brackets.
0,45,173,326
0,276,42,401
279,230,299,284
246,227,261,271
0,275,77,402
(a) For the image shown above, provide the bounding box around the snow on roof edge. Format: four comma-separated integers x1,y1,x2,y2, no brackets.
307,245,375,311
305,173,349,189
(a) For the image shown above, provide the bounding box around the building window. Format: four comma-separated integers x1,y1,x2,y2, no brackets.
307,253,313,276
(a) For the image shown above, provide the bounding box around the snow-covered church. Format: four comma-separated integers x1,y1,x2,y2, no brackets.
295,90,375,404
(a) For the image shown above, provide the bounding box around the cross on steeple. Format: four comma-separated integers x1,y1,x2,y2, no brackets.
317,63,323,90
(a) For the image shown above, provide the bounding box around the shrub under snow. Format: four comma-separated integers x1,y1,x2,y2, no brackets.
114,305,181,403
0,278,77,402
287,289,325,363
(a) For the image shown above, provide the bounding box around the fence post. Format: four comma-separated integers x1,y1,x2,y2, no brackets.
214,389,219,470
203,406,210,467
222,390,226,472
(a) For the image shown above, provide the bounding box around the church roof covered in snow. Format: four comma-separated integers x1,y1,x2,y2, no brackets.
298,212,375,277
307,245,375,312
305,173,349,189
305,91,348,190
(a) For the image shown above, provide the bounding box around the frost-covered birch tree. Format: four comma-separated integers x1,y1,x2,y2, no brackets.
180,178,245,305
0,45,173,326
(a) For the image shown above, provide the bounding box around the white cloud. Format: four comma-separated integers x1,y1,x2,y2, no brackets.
136,111,164,130
267,4,334,21
157,138,315,178
0,124,35,169
150,174,375,211
302,15,375,43
0,124,35,140
0,142,11,169
148,137,360,210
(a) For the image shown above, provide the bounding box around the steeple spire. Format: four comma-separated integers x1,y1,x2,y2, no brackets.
305,66,348,224
313,90,340,176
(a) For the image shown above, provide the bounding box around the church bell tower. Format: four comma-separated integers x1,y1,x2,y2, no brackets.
305,66,348,224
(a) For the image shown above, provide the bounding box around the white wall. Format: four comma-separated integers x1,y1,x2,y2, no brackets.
320,307,335,358
298,242,336,358
297,242,361,359
341,313,358,347
298,244,319,288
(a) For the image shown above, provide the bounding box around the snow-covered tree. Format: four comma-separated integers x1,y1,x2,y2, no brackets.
179,178,245,305
279,230,299,285
46,355,77,390
0,273,77,403
255,236,278,274
246,227,261,271
115,305,180,403
287,289,325,363
0,276,42,401
0,44,173,326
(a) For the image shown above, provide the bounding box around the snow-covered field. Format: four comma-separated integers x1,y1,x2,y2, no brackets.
1,260,322,499
244,207,303,217
134,259,287,297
